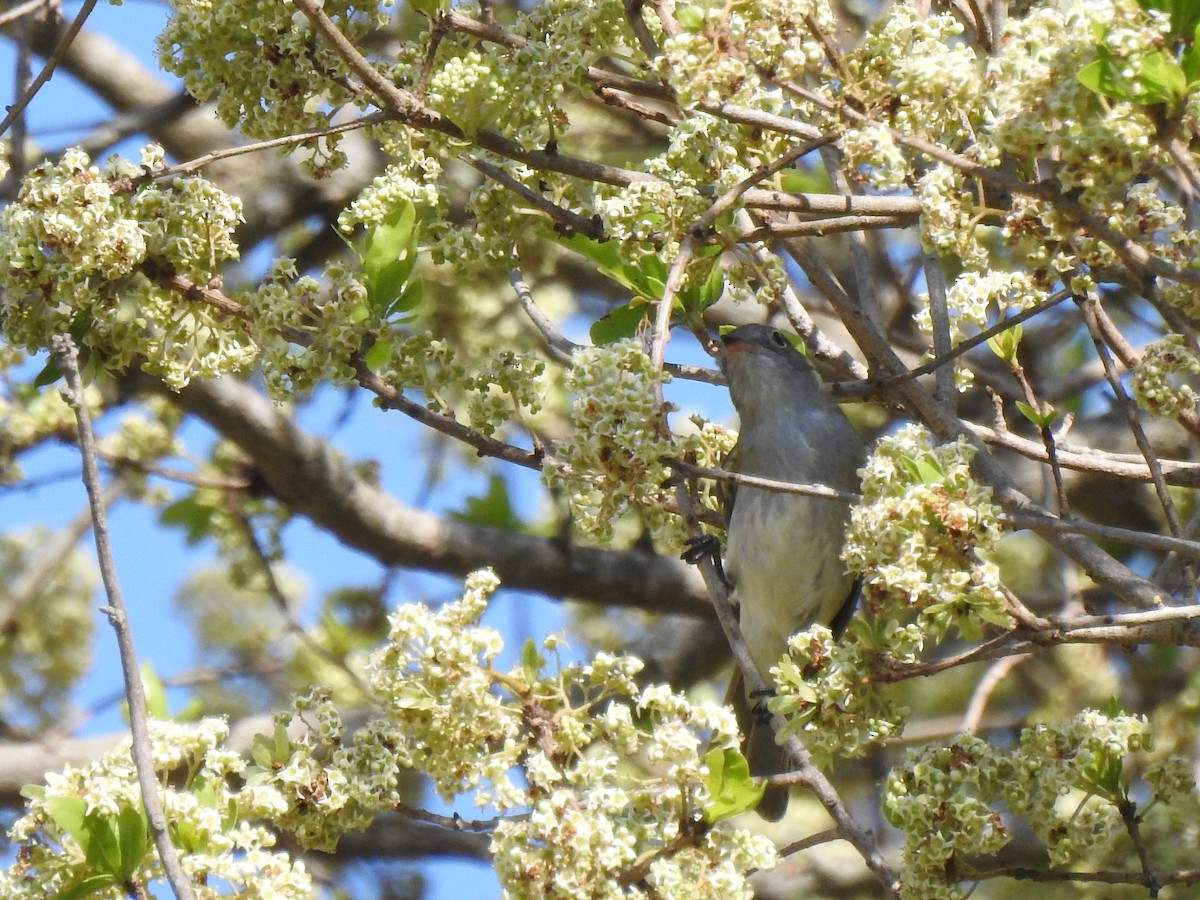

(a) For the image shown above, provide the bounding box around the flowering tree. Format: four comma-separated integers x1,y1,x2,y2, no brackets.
3,0,1200,896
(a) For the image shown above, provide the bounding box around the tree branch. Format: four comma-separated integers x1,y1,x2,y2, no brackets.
52,336,196,900
137,373,712,616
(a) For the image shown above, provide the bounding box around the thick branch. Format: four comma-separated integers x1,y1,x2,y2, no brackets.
138,374,711,616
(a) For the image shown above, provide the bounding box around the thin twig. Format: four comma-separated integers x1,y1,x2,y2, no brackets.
508,269,578,363
957,862,1200,888
778,826,842,858
961,654,1028,733
737,209,868,380
879,290,1071,390
51,335,196,900
923,253,955,403
663,458,858,503
694,132,842,234
466,155,605,239
0,0,99,137
739,213,914,241
964,420,1200,487
665,457,1200,559
1076,292,1184,539
138,262,544,470
650,236,696,372
145,113,389,182
394,801,505,832
1117,795,1161,898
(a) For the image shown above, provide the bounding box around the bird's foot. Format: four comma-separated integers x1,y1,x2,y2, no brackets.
681,534,728,584
749,688,777,721
681,533,719,564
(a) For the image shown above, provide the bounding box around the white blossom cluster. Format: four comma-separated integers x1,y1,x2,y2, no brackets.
0,529,95,728
769,624,905,762
543,340,675,544
242,257,373,399
845,424,1010,646
884,710,1195,898
0,718,312,898
657,0,838,108
158,1,396,174
464,350,548,437
914,269,1047,349
1132,334,1200,418
0,352,103,483
843,8,980,189
913,269,1048,388
247,570,775,897
0,146,256,390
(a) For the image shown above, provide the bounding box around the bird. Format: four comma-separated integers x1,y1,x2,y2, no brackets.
719,323,867,820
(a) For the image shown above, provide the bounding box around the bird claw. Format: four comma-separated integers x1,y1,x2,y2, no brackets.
749,688,777,721
681,533,719,564
681,534,728,583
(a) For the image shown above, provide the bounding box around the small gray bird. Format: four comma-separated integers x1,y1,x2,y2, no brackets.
720,324,867,820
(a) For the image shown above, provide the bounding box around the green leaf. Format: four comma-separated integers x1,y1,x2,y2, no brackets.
986,322,1022,365
32,357,63,389
158,496,217,545
450,474,524,531
363,202,421,318
113,806,150,879
1137,50,1187,105
701,748,765,822
84,815,121,875
1016,400,1058,428
46,795,89,852
141,662,169,720
903,455,945,484
552,232,667,300
363,339,392,373
192,775,217,809
589,299,652,345
520,637,544,684
779,168,829,193
675,5,705,32
680,255,725,317
53,874,119,900
1078,56,1132,102
411,0,449,16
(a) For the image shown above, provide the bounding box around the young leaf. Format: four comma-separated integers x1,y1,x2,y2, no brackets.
1137,51,1187,106
589,300,651,345
31,357,62,389
159,496,217,545
84,814,122,875
45,795,90,852
363,202,421,318
680,255,725,317
1016,399,1058,428
53,874,119,900
141,662,169,720
363,339,392,373
701,748,765,822
113,806,150,880
450,474,524,531
986,322,1022,365
520,637,544,684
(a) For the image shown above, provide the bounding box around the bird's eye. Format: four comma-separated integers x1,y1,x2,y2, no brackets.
769,330,790,349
